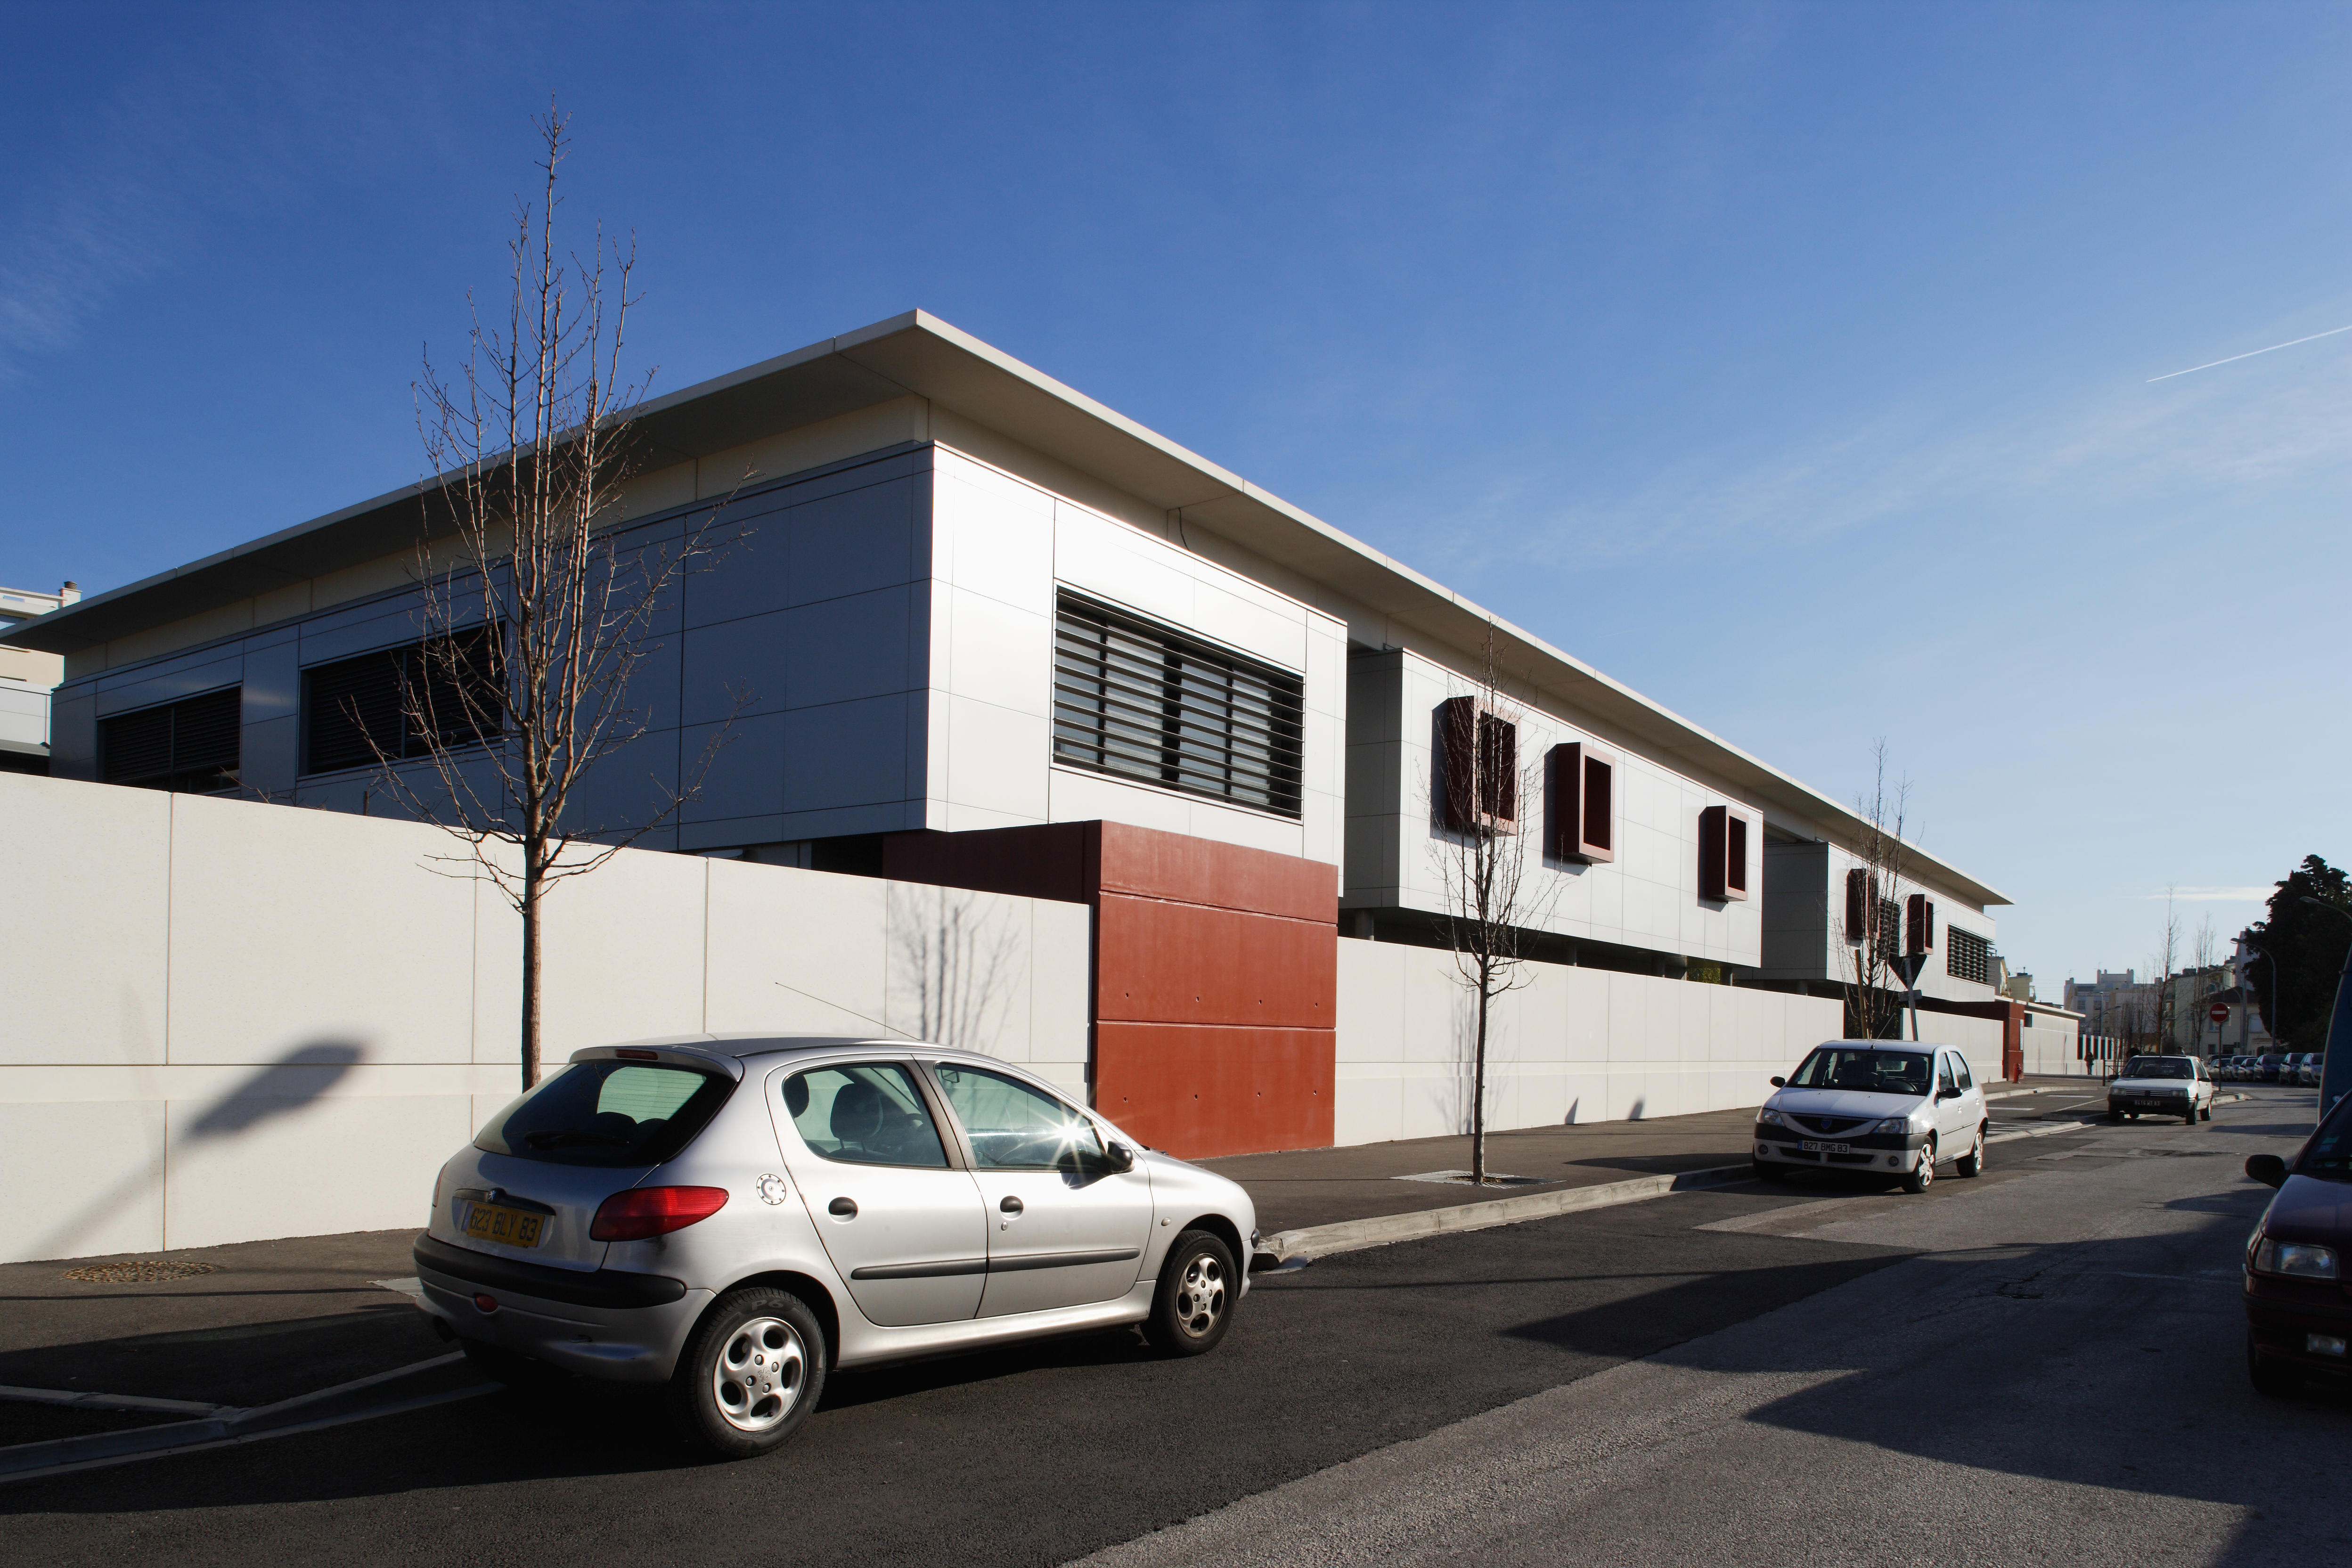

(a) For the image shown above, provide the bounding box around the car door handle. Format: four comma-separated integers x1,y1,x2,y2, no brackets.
828,1198,858,1218
999,1196,1024,1215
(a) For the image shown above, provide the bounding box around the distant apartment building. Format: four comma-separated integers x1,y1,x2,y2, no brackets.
0,582,76,775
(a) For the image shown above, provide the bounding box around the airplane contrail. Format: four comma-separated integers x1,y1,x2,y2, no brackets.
2148,322,2352,382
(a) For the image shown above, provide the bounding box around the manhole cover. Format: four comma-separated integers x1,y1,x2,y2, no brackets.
59,1260,219,1284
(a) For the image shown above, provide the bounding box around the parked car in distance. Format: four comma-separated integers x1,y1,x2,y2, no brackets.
2107,1055,2214,1124
412,1035,1258,1458
2255,1054,2289,1084
2300,1053,2325,1087
1753,1041,1989,1193
2244,1090,2352,1394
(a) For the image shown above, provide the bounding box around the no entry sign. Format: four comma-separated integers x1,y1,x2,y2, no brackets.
2210,1002,2231,1023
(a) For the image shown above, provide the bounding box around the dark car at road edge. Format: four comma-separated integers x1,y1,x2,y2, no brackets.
2244,1090,2352,1395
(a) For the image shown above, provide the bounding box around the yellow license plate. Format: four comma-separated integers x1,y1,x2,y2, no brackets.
464,1202,545,1249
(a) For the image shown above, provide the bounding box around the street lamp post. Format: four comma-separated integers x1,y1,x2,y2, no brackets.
2300,898,2352,1120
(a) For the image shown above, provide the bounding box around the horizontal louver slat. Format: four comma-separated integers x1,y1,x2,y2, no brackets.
1052,594,1304,819
304,650,404,774
99,685,243,793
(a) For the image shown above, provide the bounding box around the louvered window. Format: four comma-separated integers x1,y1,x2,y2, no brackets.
1052,593,1304,818
1948,927,1990,986
303,626,502,775
100,686,242,793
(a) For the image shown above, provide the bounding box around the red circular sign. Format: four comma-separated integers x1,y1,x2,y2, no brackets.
2209,1003,2231,1023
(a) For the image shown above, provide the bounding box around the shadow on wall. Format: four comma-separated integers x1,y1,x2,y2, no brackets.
889,884,1022,1052
24,1040,364,1263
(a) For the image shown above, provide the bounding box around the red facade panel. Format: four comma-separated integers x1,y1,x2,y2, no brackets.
1095,894,1335,1029
1093,1023,1334,1158
882,817,1339,1159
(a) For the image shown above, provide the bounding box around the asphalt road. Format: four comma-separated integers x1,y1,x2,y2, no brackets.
4,1088,2340,1567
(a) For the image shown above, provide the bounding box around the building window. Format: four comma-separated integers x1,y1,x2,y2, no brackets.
100,686,241,793
1948,926,1991,986
302,626,502,776
1698,805,1749,900
1548,742,1614,862
1440,696,1517,833
1051,593,1303,818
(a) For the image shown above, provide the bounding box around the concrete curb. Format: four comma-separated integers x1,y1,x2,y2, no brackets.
1258,1098,2174,1269
1259,1163,1754,1267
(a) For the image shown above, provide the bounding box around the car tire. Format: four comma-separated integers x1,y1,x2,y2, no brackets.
2106,1109,2122,1122
668,1286,826,1459
1956,1125,1985,1178
2127,1112,2139,1122
2248,1333,2298,1398
1903,1139,1936,1193
2201,1105,2213,1122
1144,1229,1237,1356
458,1337,565,1390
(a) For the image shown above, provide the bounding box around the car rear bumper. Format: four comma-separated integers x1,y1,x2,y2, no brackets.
414,1235,710,1384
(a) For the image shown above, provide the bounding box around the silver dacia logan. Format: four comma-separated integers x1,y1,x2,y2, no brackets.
414,1034,1258,1457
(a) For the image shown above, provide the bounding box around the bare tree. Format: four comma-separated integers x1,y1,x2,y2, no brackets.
1836,741,1912,1041
2146,891,2181,1059
1426,628,1558,1186
375,106,745,1091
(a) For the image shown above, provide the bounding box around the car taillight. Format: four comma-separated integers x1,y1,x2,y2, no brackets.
590,1185,729,1241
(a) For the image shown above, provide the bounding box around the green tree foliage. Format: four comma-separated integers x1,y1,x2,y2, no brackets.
2246,856,2352,1051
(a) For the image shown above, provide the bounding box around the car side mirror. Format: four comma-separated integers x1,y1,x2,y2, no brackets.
2246,1154,2287,1189
1770,1076,1786,1088
1936,1086,1959,1101
1101,1142,1136,1175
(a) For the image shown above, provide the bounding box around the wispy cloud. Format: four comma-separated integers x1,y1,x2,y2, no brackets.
2145,887,2275,902
1421,307,2352,572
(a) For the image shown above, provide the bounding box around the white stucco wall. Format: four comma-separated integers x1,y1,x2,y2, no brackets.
1333,939,1847,1145
0,773,1089,1265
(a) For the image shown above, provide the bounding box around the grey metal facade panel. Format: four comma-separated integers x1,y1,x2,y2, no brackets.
782,694,912,812
239,643,300,723
241,715,299,800
49,691,95,779
92,653,245,716
679,609,790,724
678,712,785,824
782,586,914,710
784,480,921,610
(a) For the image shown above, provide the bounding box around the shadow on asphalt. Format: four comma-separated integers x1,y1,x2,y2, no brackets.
1658,1191,2352,1553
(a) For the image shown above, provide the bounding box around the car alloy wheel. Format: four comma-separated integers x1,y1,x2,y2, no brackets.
670,1286,827,1458
1903,1139,1936,1193
1956,1126,1984,1178
1145,1228,1237,1356
713,1315,806,1434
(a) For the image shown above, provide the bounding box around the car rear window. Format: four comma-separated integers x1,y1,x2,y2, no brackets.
474,1061,734,1168
2133,1058,2194,1078
1788,1048,1930,1096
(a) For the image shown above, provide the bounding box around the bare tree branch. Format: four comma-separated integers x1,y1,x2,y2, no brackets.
374,103,753,1090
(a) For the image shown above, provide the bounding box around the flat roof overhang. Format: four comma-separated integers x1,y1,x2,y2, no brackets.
4,310,2009,908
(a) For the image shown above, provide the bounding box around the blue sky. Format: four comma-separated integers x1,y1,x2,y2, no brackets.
2,1,2345,993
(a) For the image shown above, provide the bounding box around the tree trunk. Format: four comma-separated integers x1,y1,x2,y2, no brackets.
1471,975,1490,1185
521,845,544,1093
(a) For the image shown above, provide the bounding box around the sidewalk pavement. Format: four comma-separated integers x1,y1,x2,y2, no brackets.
1203,1075,2109,1238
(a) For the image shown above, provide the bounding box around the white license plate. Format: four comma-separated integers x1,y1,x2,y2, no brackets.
1799,1140,1852,1153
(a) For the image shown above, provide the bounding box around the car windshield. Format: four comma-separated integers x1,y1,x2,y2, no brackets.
2296,1090,2352,1180
1788,1048,1931,1096
2130,1058,2194,1079
474,1060,733,1168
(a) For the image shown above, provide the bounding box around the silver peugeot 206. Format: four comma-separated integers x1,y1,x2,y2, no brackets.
413,1034,1257,1457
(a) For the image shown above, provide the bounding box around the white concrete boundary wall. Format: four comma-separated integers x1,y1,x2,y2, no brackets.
1336,939,1858,1145
0,775,1088,1265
